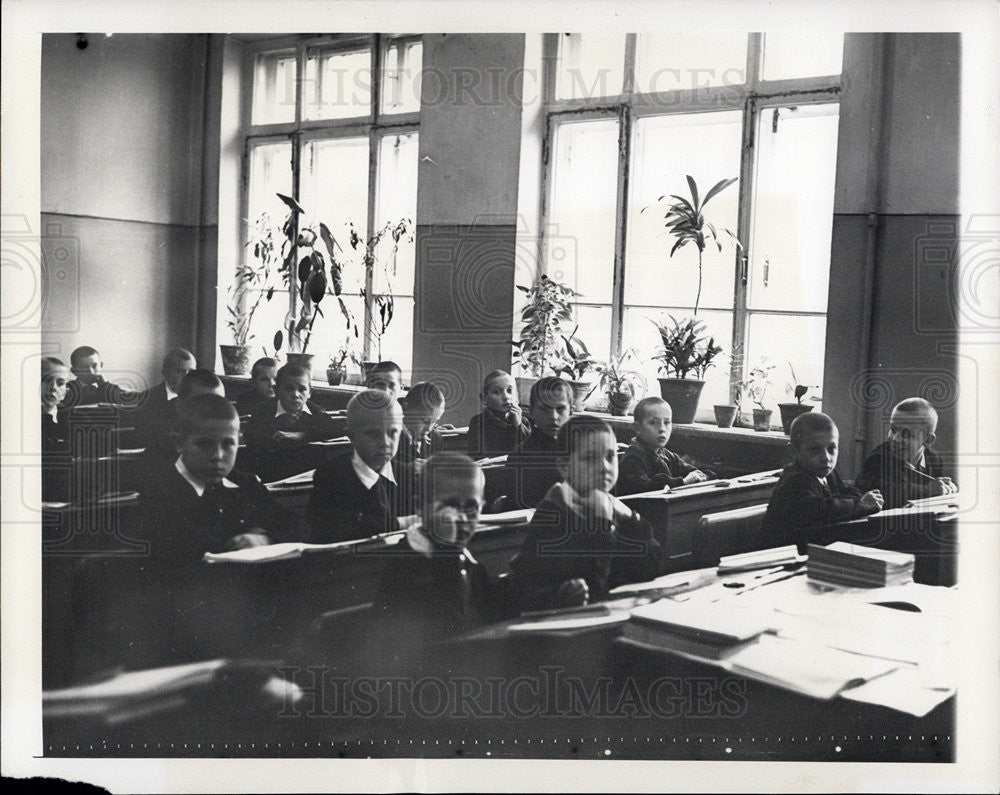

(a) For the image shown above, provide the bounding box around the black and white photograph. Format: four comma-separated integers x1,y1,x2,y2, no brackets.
2,0,998,792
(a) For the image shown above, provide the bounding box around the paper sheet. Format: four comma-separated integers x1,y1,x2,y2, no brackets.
508,611,631,633
839,664,955,717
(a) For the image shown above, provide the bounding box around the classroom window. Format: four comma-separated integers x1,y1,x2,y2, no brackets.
235,35,420,378
537,32,842,423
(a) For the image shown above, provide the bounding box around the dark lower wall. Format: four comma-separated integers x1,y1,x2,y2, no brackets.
40,213,210,390
411,223,519,424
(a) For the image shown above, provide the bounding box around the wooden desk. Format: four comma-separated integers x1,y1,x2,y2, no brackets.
621,474,780,568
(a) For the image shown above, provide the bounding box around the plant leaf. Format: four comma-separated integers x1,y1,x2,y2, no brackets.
276,193,304,214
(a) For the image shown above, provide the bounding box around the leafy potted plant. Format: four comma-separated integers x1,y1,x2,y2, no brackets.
778,363,818,434
354,218,413,369
326,338,360,386
556,326,599,411
594,349,647,416
221,211,281,375
743,358,777,432
650,315,724,424
511,274,577,404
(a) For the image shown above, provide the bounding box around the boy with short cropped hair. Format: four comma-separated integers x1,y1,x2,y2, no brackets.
503,376,575,510
234,357,278,416
759,412,884,550
365,360,403,401
65,345,125,406
617,397,715,495
139,394,291,566
857,397,956,508
373,452,518,641
467,369,531,458
307,389,414,543
41,357,72,452
132,347,197,447
397,381,446,466
509,415,664,610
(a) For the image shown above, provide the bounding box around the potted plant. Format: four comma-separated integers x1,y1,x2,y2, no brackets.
645,175,742,317
743,358,777,432
650,315,724,424
511,274,577,404
326,338,360,386
355,218,413,368
778,363,819,434
594,349,647,416
221,211,280,375
556,326,599,411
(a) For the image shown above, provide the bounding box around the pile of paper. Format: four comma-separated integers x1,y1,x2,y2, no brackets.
718,545,804,574
622,600,770,660
807,542,914,587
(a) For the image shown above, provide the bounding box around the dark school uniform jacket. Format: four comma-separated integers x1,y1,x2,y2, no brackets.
64,376,126,408
616,438,717,495
307,451,415,544
856,441,950,509
466,409,532,458
758,463,875,551
508,482,664,610
131,382,178,449
504,428,567,510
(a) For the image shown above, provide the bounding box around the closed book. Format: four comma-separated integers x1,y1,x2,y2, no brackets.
718,545,803,573
621,621,761,660
807,542,914,573
628,600,770,646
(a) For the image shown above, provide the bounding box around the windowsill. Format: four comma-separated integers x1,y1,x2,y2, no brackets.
576,409,790,446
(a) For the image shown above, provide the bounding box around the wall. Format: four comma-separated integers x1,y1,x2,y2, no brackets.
824,33,960,478
40,33,221,390
411,34,527,424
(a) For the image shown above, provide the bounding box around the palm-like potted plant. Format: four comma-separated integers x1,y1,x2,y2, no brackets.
511,274,577,404
221,211,281,375
594,349,647,416
650,315,724,423
778,362,819,434
556,326,599,410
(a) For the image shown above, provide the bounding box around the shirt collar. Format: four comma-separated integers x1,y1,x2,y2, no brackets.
174,456,238,497
351,450,395,490
44,405,59,421
275,401,312,418
405,520,477,563
165,382,179,401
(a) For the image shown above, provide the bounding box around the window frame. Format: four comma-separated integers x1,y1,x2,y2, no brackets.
239,33,421,366
539,32,842,406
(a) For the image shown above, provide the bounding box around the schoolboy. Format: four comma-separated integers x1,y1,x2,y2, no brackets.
466,369,531,457
132,348,197,447
365,360,403,402
65,345,125,406
307,389,414,543
244,362,340,446
857,397,956,508
41,357,72,452
508,415,664,611
759,412,884,550
617,397,715,495
397,381,446,465
139,394,290,567
373,452,518,642
503,376,575,509
234,357,278,416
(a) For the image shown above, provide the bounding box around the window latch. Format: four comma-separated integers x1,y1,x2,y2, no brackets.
763,259,770,287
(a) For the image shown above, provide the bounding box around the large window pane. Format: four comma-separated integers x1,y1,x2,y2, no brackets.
570,304,613,369
372,296,413,378
626,111,743,311
747,103,839,313
744,313,826,417
547,119,619,304
761,33,843,81
303,46,372,121
373,133,419,296
381,39,422,115
622,307,734,422
299,136,370,297
247,141,293,228
635,33,748,94
253,50,297,125
555,33,626,100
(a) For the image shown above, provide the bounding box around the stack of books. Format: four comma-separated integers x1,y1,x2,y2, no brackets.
807,542,915,588
622,600,770,660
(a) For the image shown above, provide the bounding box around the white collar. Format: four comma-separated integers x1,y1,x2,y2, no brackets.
405,520,477,563
275,401,312,418
351,450,395,490
44,405,59,421
914,448,927,469
165,382,179,401
174,456,238,497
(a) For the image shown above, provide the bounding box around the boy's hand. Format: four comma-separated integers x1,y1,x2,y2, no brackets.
859,490,884,513
553,578,589,608
682,470,708,485
226,532,271,551
413,457,427,475
504,405,523,426
427,506,476,548
932,477,957,496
